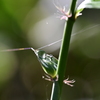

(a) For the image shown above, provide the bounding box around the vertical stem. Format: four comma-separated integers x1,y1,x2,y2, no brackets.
57,19,74,91
50,82,59,100
50,0,77,100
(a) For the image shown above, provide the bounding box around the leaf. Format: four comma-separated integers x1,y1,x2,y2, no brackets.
76,0,100,17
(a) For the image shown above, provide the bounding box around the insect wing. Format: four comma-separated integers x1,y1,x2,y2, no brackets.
34,50,58,78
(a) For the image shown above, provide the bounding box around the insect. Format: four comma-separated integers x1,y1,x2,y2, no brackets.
1,24,99,86
1,47,75,87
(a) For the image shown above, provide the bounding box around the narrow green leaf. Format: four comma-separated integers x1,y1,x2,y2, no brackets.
76,0,100,17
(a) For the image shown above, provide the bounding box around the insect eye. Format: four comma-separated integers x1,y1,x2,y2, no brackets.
35,50,45,58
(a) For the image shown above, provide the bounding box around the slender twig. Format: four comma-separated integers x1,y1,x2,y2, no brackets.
50,0,77,100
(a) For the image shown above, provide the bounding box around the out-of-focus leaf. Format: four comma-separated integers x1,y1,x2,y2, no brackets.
76,0,100,17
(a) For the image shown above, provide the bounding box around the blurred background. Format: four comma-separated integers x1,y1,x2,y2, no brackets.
0,0,100,100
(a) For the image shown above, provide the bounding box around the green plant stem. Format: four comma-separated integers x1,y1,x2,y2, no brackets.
50,0,77,100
